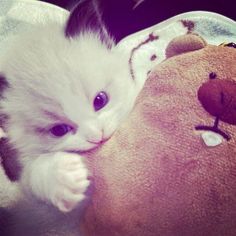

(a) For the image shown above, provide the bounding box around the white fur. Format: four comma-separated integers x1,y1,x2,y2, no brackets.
0,22,138,212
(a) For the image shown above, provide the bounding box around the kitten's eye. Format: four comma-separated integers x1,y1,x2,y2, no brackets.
49,124,73,137
93,91,109,111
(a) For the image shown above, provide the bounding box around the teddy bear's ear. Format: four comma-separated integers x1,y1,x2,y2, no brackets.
166,34,207,58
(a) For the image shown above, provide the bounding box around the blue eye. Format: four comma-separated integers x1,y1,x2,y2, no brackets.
49,124,73,137
93,91,109,111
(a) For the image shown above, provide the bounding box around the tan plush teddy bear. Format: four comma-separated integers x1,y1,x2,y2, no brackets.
80,34,236,236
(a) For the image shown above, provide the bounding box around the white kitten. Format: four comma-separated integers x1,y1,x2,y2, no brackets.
0,0,138,213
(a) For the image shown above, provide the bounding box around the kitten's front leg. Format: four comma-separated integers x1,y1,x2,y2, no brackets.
21,152,90,212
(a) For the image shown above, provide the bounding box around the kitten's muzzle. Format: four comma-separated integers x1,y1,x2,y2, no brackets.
87,128,112,145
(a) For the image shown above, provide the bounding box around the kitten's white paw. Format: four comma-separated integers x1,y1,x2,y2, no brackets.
49,153,90,213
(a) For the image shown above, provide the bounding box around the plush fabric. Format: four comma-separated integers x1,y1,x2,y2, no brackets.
80,34,236,236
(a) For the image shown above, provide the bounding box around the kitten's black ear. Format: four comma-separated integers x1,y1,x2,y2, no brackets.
64,0,114,48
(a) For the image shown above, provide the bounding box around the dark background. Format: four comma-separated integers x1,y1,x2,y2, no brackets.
41,0,236,42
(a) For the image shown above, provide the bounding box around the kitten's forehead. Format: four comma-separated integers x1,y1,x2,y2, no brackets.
2,23,123,90
1,23,130,123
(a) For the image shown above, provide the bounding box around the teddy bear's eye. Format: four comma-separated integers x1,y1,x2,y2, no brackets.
225,42,236,48
209,72,217,80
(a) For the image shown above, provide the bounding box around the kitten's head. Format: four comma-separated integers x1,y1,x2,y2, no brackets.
0,0,137,158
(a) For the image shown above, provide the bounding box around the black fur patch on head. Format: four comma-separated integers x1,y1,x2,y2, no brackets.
0,138,21,181
65,0,113,48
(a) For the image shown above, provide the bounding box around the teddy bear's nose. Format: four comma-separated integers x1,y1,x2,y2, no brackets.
198,79,236,125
